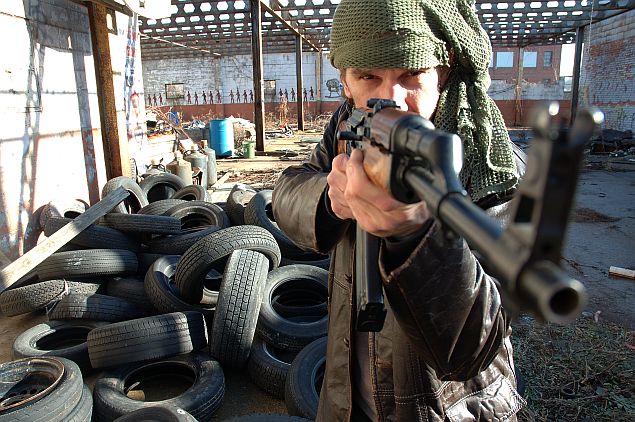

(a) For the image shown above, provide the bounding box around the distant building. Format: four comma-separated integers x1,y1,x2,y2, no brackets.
487,45,565,126
489,45,562,83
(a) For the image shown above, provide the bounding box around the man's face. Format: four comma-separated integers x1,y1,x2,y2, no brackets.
341,67,449,120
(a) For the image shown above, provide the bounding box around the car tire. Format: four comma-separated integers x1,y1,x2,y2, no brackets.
210,250,268,369
226,184,256,226
247,336,296,399
12,320,109,374
92,352,224,421
244,190,304,257
102,176,148,214
285,337,327,420
35,249,138,281
39,199,88,228
139,173,187,203
138,199,187,216
148,227,221,255
0,357,84,422
106,276,155,315
98,213,182,235
144,256,215,322
174,226,280,304
163,201,230,231
87,311,208,369
173,185,210,202
48,293,143,322
0,279,103,317
257,265,328,352
44,216,140,252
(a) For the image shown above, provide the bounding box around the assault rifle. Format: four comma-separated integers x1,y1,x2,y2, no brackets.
337,99,603,331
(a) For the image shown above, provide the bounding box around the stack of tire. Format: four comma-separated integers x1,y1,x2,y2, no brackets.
226,185,330,419
0,174,329,421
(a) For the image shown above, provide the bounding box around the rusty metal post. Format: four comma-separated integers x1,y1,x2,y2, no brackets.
250,0,266,152
87,3,130,179
296,36,304,131
570,25,585,126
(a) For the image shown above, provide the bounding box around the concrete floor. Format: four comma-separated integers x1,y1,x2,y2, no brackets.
562,164,635,329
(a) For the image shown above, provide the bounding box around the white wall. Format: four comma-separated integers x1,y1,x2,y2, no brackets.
0,0,146,260
141,49,344,105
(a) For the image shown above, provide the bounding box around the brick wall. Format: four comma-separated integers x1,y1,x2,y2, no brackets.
489,45,562,83
579,9,635,132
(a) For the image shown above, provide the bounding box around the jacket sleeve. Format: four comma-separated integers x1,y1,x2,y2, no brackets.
379,153,524,381
272,103,351,254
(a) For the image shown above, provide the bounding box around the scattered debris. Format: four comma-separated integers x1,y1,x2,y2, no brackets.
608,266,635,280
223,170,282,191
571,207,620,223
589,129,634,155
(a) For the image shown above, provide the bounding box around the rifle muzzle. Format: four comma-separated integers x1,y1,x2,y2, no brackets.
518,261,587,324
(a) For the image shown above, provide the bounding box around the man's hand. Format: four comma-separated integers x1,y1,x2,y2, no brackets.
326,153,355,220
327,149,431,237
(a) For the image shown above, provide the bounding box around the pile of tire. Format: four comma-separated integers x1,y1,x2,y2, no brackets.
0,174,328,421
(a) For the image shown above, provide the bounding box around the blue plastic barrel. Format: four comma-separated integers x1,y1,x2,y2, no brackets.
209,119,234,157
167,111,180,126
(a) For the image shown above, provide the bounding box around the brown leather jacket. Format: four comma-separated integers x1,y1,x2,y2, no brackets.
272,103,527,421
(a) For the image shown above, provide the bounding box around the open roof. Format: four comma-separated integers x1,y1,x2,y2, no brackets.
138,0,635,59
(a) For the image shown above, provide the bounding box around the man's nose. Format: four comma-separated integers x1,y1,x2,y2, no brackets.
377,82,408,111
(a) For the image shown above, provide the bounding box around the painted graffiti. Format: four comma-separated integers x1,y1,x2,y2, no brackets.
123,14,148,173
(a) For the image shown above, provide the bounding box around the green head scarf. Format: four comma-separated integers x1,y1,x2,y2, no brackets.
329,0,518,201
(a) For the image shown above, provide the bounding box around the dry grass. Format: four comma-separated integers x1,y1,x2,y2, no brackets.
512,315,634,421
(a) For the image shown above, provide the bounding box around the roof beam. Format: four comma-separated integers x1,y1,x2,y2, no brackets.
260,1,321,52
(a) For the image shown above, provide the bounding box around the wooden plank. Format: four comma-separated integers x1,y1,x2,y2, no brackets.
609,266,635,280
210,171,233,190
0,187,130,292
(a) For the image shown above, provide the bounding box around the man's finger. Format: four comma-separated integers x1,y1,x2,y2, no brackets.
332,153,349,173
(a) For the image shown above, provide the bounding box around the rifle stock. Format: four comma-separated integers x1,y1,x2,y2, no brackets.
337,99,602,330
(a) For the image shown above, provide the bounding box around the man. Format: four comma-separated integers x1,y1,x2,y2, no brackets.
272,0,526,421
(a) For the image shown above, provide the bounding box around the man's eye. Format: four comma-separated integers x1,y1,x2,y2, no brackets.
408,70,424,77
360,74,375,80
